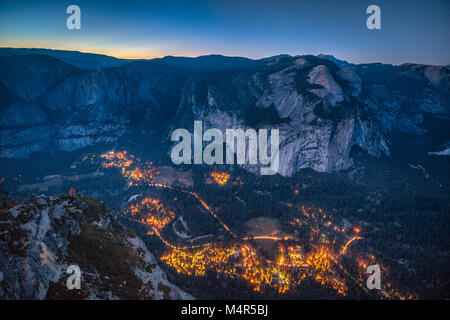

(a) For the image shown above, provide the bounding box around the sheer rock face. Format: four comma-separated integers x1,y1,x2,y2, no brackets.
177,58,390,175
0,196,193,300
0,52,448,176
307,64,344,106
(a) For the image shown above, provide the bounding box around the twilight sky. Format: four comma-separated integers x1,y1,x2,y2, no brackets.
0,0,449,65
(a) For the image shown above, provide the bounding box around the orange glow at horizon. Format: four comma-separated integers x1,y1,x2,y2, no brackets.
0,43,209,61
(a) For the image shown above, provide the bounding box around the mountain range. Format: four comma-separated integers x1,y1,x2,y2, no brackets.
0,47,449,176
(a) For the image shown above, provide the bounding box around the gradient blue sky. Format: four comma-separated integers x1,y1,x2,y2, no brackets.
0,0,449,65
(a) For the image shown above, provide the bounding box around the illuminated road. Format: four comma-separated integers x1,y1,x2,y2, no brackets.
149,183,237,238
243,235,295,241
340,236,364,255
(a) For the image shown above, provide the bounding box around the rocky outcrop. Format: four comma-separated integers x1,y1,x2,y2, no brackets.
175,55,391,175
0,55,185,158
307,64,344,106
356,63,450,134
0,195,193,300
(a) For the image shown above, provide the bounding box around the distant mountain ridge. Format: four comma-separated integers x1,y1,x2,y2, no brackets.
0,47,137,69
0,47,355,70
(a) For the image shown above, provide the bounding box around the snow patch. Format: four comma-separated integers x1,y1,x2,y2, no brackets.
428,147,450,156
409,164,430,179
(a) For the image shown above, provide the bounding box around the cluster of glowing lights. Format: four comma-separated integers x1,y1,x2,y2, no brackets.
99,150,159,186
86,150,412,298
161,244,292,293
156,203,358,296
305,246,346,295
126,197,175,232
208,172,243,186
210,172,231,185
160,241,352,295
